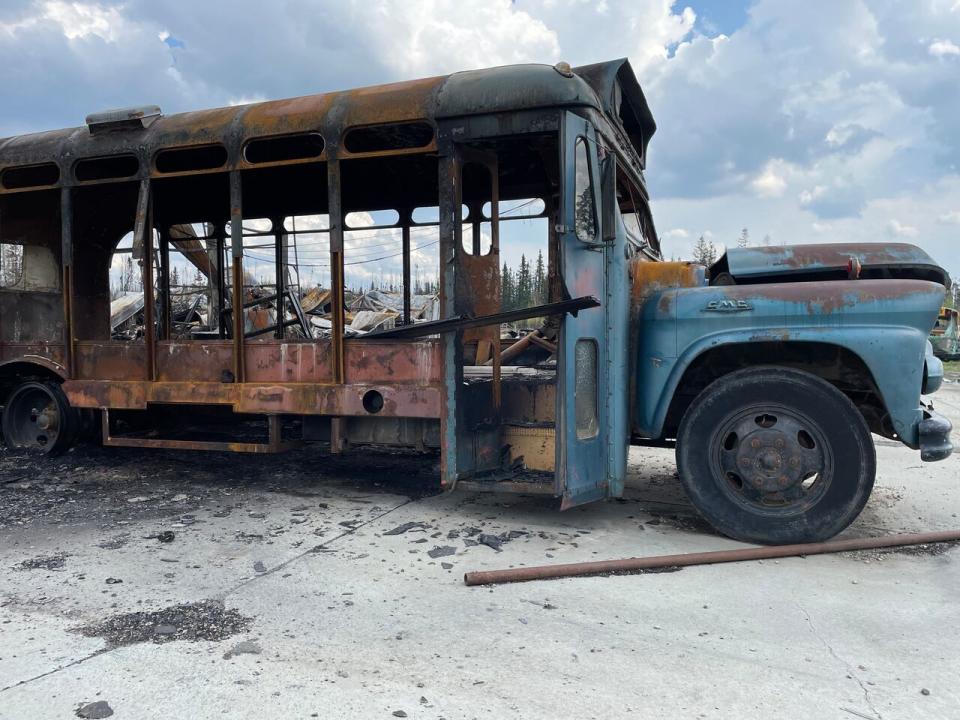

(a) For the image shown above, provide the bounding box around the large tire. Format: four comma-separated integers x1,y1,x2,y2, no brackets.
676,366,875,545
1,381,78,455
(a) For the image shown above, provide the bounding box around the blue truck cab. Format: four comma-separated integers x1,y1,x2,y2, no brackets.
626,243,953,543
545,63,954,544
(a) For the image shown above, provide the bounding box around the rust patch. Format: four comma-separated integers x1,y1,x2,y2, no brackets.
716,279,944,315
63,379,442,418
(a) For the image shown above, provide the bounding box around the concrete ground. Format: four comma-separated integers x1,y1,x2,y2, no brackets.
1,383,958,720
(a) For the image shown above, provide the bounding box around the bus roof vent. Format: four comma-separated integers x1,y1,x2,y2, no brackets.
85,105,162,135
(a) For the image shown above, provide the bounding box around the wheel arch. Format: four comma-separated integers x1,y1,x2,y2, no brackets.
661,341,892,440
0,358,68,407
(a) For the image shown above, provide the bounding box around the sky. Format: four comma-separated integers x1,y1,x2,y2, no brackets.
0,0,957,287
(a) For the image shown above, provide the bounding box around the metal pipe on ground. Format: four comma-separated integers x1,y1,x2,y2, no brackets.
463,530,960,586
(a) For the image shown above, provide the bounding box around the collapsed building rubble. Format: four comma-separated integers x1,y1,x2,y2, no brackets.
110,284,444,340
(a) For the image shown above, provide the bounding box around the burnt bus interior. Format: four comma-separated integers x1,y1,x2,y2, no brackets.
0,121,567,480
0,60,659,501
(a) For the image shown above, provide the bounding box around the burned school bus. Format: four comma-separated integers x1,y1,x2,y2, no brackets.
0,59,953,544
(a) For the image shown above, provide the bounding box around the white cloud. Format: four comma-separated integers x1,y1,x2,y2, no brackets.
1,0,960,280
42,1,127,42
368,0,560,77
799,186,827,207
662,228,689,239
929,39,960,56
750,161,788,198
886,219,919,238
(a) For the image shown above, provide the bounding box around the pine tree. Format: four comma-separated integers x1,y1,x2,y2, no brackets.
501,261,515,310
762,234,772,246
691,235,718,266
737,227,750,248
515,254,532,308
533,250,546,305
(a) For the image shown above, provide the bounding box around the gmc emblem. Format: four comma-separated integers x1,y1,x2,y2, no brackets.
704,299,753,313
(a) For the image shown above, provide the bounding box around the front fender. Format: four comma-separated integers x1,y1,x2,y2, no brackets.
635,279,946,447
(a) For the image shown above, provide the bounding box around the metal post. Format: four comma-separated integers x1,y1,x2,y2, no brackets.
327,160,345,384
206,225,220,335
402,209,411,326
159,227,171,340
60,188,75,379
229,171,245,383
214,225,226,339
327,160,347,454
142,194,156,382
273,215,285,339
471,204,481,256
438,151,460,486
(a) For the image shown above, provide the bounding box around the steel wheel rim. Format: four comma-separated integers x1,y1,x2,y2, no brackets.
5,386,61,451
709,402,833,517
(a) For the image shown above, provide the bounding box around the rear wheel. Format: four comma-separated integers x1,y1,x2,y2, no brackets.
676,367,875,545
1,381,78,454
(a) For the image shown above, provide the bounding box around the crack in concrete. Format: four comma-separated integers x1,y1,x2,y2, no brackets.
0,495,415,695
797,602,882,720
0,647,110,694
217,496,413,598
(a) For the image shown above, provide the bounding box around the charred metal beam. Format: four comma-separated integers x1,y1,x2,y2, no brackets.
137,180,157,381
401,209,411,325
214,224,226,339
437,151,459,486
60,187,75,378
359,296,600,340
327,160,345,384
159,226,171,340
229,170,245,382
220,289,311,339
273,215,285,339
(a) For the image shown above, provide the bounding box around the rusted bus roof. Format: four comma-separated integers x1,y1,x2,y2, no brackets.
0,59,653,179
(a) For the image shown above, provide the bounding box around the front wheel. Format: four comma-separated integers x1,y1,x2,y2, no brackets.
676,367,876,545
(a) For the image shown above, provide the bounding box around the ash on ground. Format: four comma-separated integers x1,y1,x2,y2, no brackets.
74,600,252,648
14,553,68,571
0,444,441,532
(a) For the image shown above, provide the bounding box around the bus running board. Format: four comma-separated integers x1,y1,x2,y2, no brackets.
100,410,299,454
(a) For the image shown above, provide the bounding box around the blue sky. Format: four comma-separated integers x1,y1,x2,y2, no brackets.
683,0,749,36
0,0,957,286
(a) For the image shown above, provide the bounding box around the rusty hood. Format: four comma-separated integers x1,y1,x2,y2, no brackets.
711,242,949,287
